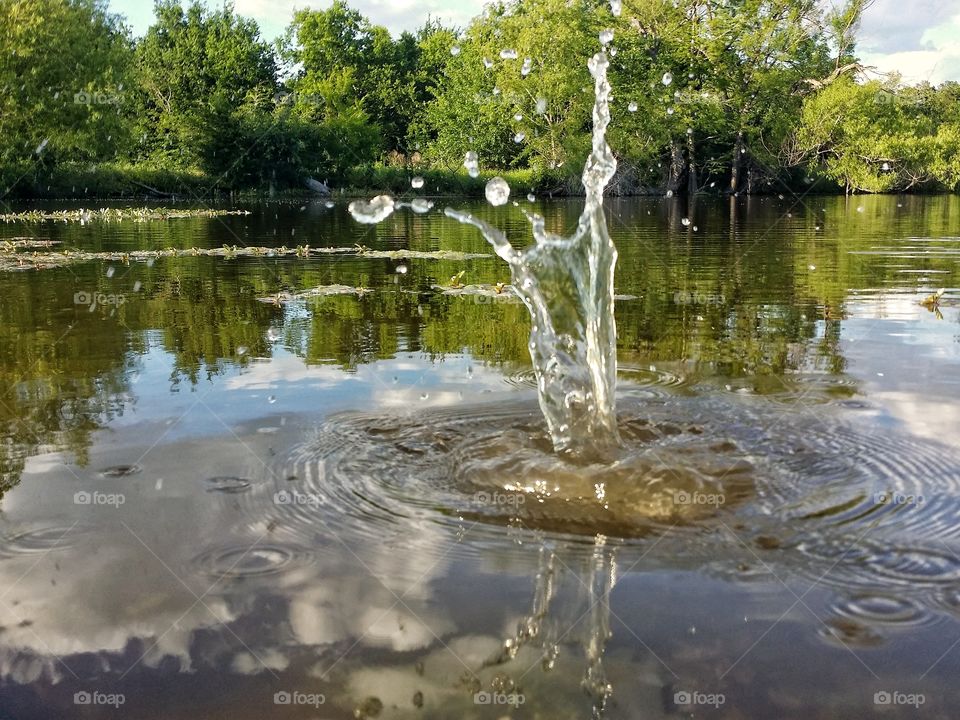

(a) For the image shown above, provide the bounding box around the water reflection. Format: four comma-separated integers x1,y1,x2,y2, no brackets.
0,196,959,717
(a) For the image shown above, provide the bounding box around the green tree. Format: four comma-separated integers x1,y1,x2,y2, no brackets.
0,0,133,177
133,0,278,182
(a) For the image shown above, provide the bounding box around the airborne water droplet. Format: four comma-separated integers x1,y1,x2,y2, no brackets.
628,101,638,112
500,48,518,60
527,193,536,202
464,151,480,178
521,58,533,76
410,198,434,214
599,29,614,44
485,177,511,206
483,57,493,68
514,132,526,143
348,195,395,224
681,217,691,226
610,0,622,15
662,72,673,86
450,45,461,56
411,176,424,189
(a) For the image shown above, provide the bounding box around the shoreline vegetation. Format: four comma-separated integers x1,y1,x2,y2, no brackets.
2,0,958,203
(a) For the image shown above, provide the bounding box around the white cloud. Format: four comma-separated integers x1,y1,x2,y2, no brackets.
860,9,960,83
233,0,485,38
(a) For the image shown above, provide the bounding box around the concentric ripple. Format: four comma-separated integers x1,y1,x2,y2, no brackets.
0,524,90,558
191,543,312,579
203,476,253,494
257,393,960,592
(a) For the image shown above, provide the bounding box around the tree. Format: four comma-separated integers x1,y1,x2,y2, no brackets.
0,0,133,171
133,0,278,179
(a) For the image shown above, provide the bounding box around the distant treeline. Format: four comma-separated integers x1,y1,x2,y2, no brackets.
1,0,958,198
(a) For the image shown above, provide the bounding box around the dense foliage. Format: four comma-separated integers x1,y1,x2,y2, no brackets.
1,0,958,196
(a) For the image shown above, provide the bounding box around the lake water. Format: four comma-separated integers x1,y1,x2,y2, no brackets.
1,194,959,718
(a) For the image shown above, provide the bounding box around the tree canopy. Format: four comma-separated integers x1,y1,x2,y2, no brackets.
1,0,958,196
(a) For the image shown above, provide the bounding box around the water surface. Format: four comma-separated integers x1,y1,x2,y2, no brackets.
1,194,959,718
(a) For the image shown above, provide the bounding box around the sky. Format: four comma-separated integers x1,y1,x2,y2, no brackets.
110,0,960,84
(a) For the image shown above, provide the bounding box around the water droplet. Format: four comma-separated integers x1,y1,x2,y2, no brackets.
411,176,424,189
483,57,493,68
105,266,115,278
856,206,864,213
666,107,674,115
410,198,434,214
485,177,511,206
464,151,480,178
686,127,693,135
450,45,461,56
514,112,523,121
133,280,142,292
628,101,638,112
492,86,500,96
521,58,533,76
237,346,248,356
610,0,622,15
527,193,536,202
662,72,673,86
396,264,408,274
535,97,547,114
881,162,891,171
681,217,690,226
500,48,518,60
599,29,614,44
268,395,277,404
513,132,526,143
348,195,395,224
267,327,281,342
665,190,674,198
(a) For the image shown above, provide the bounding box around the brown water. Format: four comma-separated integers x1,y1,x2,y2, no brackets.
0,194,959,718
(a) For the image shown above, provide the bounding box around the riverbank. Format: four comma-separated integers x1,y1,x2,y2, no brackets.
2,161,953,201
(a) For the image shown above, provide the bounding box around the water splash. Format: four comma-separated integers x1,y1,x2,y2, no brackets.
444,51,620,454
